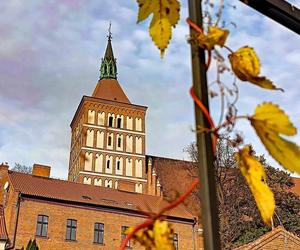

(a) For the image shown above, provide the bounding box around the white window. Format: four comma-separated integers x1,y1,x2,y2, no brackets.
135,183,143,193
126,158,133,176
96,131,104,148
135,137,142,154
88,110,95,124
115,157,123,175
126,116,133,130
95,154,103,173
105,179,112,188
116,115,123,129
86,129,94,147
84,152,93,171
107,133,114,149
107,113,115,127
135,160,143,178
126,135,133,152
97,112,105,126
83,177,91,185
135,118,142,131
94,178,102,186
117,134,123,151
115,181,118,189
105,155,113,174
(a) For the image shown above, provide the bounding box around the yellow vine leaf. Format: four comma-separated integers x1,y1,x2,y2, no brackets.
236,146,275,226
136,0,180,57
250,102,300,174
197,26,229,50
229,46,283,91
126,220,174,250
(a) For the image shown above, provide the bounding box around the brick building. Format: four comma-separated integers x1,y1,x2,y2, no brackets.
1,32,300,250
0,33,203,249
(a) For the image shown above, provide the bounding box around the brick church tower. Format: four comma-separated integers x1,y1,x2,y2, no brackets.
68,33,148,194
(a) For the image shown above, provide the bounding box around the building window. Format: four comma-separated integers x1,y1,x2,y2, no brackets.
121,226,130,248
173,233,178,250
117,161,121,170
117,118,122,128
108,116,113,127
106,160,110,169
36,215,48,237
118,137,122,148
94,223,104,244
66,219,77,241
108,136,112,146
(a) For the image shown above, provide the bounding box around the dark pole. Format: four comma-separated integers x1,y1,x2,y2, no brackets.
239,0,300,35
188,0,220,249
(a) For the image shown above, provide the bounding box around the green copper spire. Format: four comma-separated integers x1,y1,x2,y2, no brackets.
100,23,117,79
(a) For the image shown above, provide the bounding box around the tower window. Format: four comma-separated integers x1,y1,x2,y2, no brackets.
106,160,110,169
117,161,121,170
108,116,113,127
118,137,122,148
117,118,122,128
108,136,112,146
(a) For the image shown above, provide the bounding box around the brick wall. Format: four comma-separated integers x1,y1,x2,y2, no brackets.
12,197,195,250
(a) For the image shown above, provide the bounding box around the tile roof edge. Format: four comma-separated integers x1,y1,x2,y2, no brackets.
20,194,195,223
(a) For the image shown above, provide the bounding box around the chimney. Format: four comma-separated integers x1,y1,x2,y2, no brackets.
32,164,51,178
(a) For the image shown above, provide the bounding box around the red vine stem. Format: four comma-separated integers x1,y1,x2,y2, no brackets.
186,18,212,71
120,179,199,250
189,87,218,153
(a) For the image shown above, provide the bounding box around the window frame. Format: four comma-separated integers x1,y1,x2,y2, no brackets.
108,116,113,127
108,135,112,146
66,219,77,241
36,214,49,237
117,118,122,128
94,222,104,244
117,137,122,148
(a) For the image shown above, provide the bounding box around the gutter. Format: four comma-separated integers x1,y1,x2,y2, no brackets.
6,193,21,250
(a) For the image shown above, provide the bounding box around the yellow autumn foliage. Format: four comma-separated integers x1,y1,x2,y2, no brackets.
251,102,300,175
197,26,229,50
236,146,275,226
136,0,180,57
229,46,283,91
126,220,174,250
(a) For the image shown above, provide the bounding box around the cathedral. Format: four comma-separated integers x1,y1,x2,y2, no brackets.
1,33,300,250
0,34,202,249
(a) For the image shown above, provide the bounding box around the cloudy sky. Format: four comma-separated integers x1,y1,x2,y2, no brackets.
1,0,300,179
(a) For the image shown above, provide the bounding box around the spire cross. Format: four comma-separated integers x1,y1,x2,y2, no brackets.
108,21,112,40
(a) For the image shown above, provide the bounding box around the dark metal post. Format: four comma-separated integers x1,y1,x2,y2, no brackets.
188,0,221,249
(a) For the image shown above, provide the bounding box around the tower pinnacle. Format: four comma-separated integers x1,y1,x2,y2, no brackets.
100,22,117,79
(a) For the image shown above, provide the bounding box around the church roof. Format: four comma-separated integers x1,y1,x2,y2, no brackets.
8,171,194,222
234,226,300,249
92,78,131,103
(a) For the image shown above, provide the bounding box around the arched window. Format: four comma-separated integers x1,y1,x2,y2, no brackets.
108,136,112,146
106,160,110,169
118,137,122,148
117,160,121,170
108,116,113,127
117,118,122,128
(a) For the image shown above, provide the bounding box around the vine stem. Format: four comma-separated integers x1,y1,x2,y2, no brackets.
214,115,250,132
189,87,218,153
186,18,212,70
119,179,199,250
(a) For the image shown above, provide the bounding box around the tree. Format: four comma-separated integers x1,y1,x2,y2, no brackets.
12,163,32,174
184,140,300,249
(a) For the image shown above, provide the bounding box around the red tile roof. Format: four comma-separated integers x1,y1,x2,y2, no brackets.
234,226,300,249
0,205,8,241
8,171,194,222
92,79,131,104
149,156,201,218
